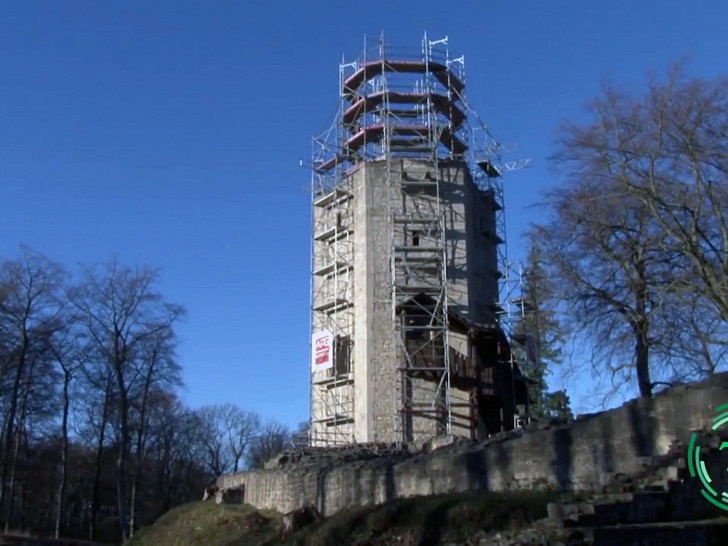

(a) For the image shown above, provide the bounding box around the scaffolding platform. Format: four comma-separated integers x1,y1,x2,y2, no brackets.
343,124,467,156
343,91,466,127
342,60,464,96
313,261,351,277
313,187,351,207
313,226,353,242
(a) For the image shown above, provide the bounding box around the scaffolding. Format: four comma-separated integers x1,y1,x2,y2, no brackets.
310,33,524,446
309,97,356,447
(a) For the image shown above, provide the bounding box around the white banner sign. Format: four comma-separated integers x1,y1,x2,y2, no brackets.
311,330,334,372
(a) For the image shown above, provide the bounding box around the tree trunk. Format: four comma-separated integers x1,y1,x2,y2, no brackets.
115,380,130,542
4,400,27,533
89,389,110,541
116,441,129,542
4,350,34,534
635,320,652,397
55,373,71,539
128,481,136,538
129,349,156,538
3,432,20,533
19,430,31,533
0,332,28,526
19,481,26,532
634,267,652,398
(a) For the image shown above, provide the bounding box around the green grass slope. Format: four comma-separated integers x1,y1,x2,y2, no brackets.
128,491,560,546
127,501,283,546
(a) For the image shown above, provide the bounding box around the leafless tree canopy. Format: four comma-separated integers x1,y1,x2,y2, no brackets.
247,422,291,470
0,249,292,542
534,66,728,400
195,404,261,477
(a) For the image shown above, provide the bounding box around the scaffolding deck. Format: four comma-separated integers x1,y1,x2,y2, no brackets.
343,91,466,127
343,124,467,156
343,60,464,96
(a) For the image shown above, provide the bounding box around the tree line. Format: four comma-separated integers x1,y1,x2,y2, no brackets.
0,249,290,542
526,66,728,403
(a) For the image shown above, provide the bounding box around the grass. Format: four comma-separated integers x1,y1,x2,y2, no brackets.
293,491,560,546
128,491,562,546
127,501,283,546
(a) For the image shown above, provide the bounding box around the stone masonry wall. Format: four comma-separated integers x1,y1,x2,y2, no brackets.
219,375,728,517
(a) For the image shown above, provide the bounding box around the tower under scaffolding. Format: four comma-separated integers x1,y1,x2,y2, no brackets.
310,34,530,447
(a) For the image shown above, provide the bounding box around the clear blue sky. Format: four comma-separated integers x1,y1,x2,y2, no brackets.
2,1,727,425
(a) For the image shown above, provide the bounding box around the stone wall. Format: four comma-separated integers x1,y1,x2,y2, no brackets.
219,374,728,517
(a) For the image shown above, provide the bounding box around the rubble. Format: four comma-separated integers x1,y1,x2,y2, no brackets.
263,442,414,470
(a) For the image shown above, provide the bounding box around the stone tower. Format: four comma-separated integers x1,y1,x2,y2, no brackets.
310,36,523,447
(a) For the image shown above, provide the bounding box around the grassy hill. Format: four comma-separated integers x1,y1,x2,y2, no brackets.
127,491,559,546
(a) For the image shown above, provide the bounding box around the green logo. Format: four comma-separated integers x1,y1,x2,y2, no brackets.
688,403,728,511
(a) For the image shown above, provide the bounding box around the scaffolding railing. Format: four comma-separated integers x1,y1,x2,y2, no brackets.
309,108,356,447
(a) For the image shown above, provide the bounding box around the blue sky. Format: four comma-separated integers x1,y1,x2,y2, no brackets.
2,1,727,425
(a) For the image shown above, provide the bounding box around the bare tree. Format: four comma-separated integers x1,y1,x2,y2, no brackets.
619,69,728,325
0,250,301,538
195,405,260,477
0,249,65,528
538,66,728,398
532,176,670,398
0,251,235,539
194,407,230,479
247,422,289,470
76,357,117,541
223,405,259,474
128,334,182,537
70,260,184,541
147,396,210,514
47,316,87,539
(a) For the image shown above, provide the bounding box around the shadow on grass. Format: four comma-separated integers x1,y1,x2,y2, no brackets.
418,497,467,546
293,490,562,546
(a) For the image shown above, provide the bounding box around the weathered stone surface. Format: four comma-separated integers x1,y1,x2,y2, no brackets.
262,442,412,471
218,374,728,517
